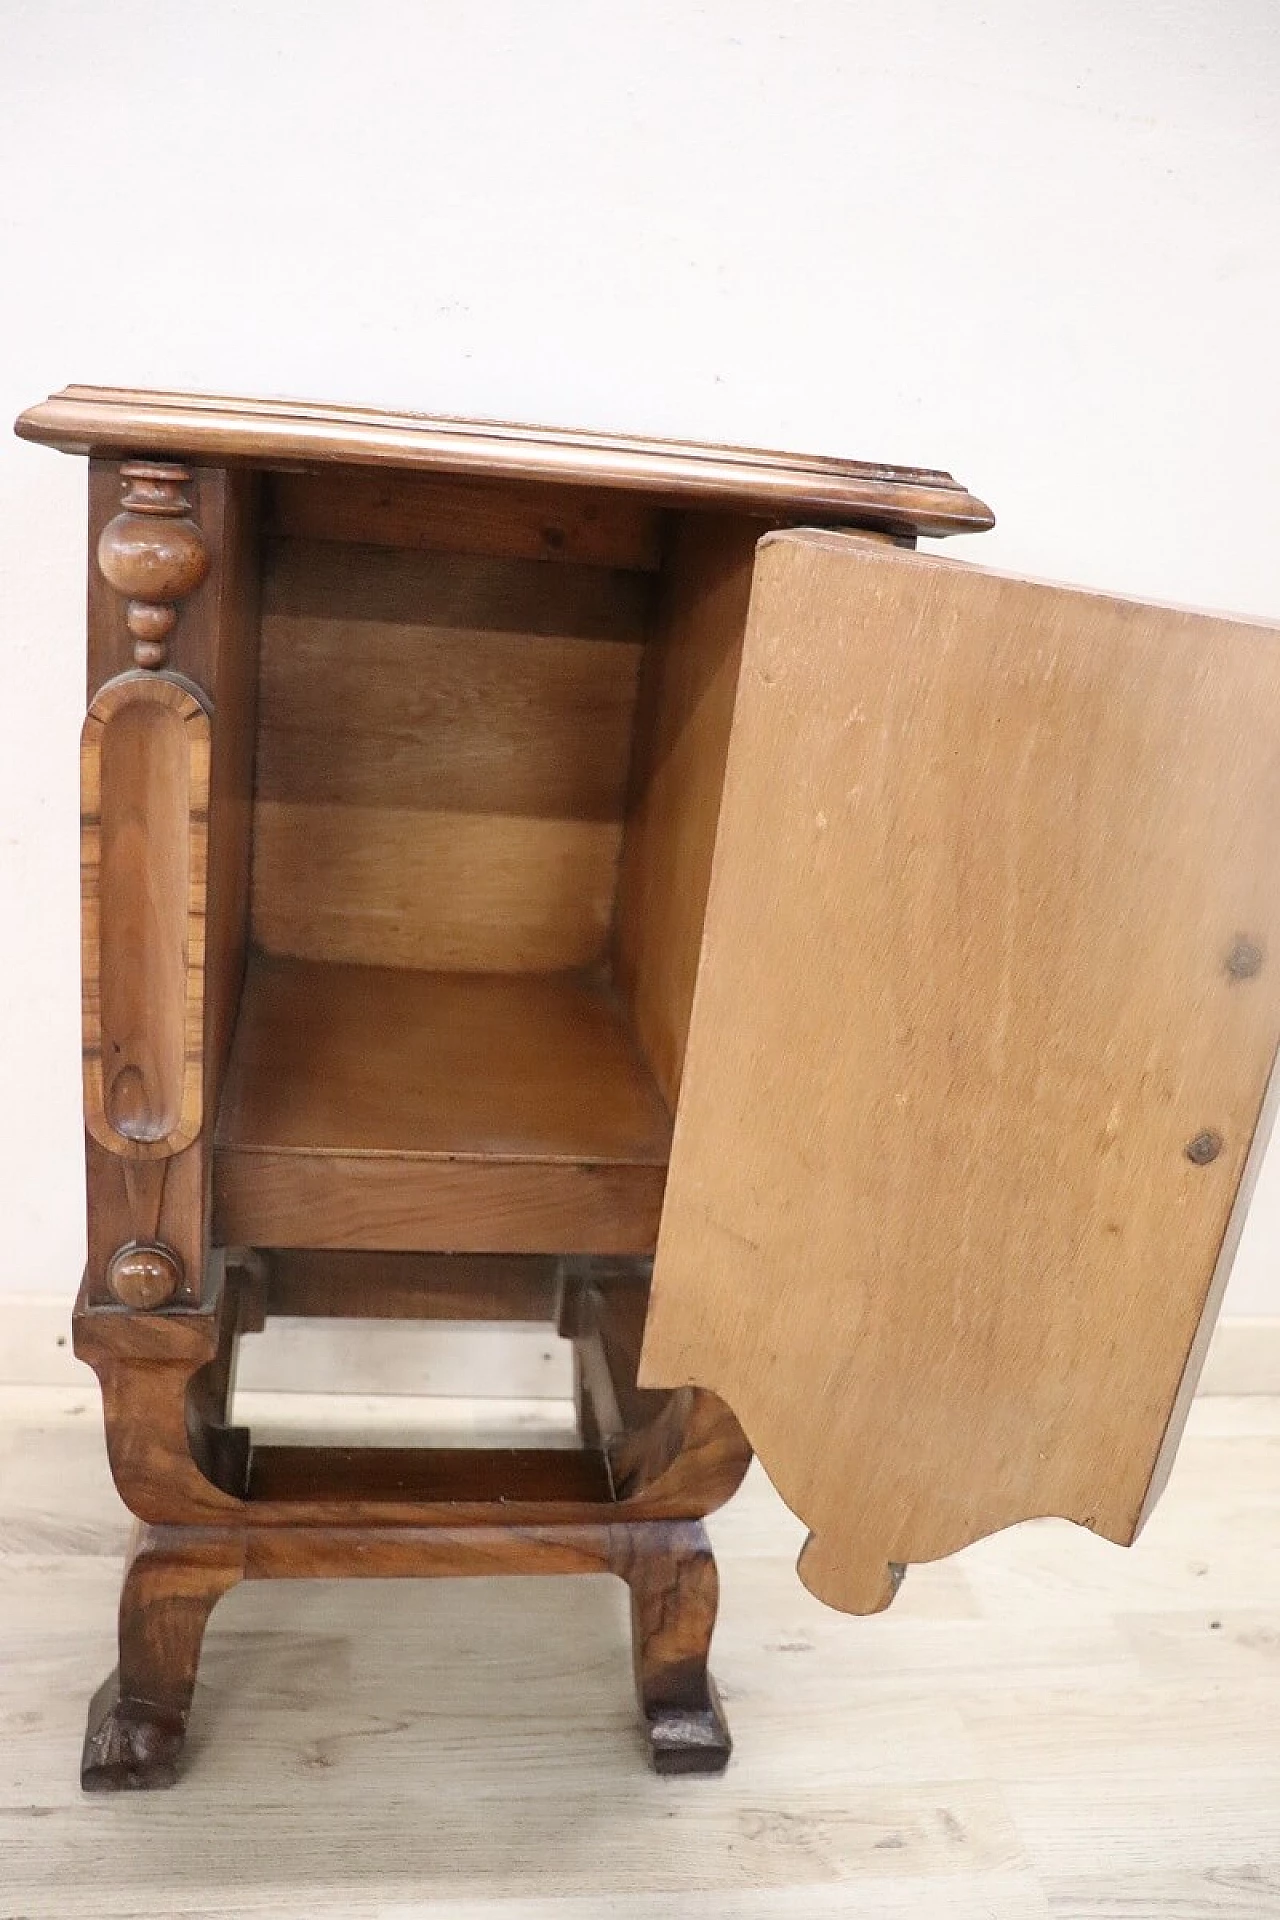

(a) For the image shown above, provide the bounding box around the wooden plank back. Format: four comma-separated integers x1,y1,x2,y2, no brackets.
251,540,652,971
267,468,666,570
641,531,1280,1613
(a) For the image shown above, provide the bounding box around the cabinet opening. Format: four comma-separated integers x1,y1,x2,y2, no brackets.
212,484,761,1256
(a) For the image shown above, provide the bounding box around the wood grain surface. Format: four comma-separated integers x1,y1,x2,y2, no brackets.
82,462,260,1305
213,956,672,1252
72,1262,749,1530
80,673,210,1158
67,1256,748,1786
17,383,995,534
267,467,666,570
642,530,1280,1613
259,1250,563,1321
614,515,761,1106
251,540,649,972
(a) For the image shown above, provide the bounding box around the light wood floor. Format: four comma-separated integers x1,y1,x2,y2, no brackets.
1,1385,1278,1918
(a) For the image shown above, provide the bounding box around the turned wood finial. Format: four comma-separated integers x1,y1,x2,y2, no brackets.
106,1243,183,1310
97,463,209,668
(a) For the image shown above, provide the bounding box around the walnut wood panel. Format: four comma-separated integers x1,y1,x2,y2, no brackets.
213,956,671,1252
229,1520,699,1580
613,514,761,1105
267,467,665,569
19,385,995,535
246,1446,614,1506
261,535,654,633
214,1152,668,1254
251,539,648,972
261,1250,562,1321
81,674,210,1157
642,530,1280,1615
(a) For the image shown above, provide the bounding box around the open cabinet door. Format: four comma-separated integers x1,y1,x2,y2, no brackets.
640,530,1280,1614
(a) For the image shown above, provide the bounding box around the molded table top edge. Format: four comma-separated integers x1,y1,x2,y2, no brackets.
14,385,995,534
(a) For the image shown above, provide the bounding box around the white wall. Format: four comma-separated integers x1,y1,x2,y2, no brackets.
2,1,1278,1309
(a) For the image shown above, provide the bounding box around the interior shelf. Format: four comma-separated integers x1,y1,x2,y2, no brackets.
212,954,672,1254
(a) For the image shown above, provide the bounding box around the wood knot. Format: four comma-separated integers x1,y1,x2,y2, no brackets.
97,462,209,669
1226,936,1264,981
1184,1130,1223,1167
106,1243,183,1309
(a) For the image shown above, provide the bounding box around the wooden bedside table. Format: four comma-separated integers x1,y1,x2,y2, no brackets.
16,385,1280,1790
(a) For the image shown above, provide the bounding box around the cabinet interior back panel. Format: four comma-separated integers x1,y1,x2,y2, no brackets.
251,539,651,972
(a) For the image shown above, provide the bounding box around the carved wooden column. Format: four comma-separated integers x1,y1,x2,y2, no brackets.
80,461,260,1310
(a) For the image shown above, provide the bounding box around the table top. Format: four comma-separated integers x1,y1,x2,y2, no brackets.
16,384,994,536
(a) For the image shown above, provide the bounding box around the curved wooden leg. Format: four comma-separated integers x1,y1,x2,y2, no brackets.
82,1523,244,1792
74,1268,251,1523
610,1518,730,1776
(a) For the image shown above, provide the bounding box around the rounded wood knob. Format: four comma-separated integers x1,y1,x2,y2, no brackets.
97,513,208,607
106,1243,183,1309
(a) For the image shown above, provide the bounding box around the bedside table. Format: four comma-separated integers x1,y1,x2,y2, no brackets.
17,385,1280,1789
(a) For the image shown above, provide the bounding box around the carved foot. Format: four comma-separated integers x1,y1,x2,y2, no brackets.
81,1671,187,1791
642,1672,732,1776
79,1520,243,1792
611,1518,732,1776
